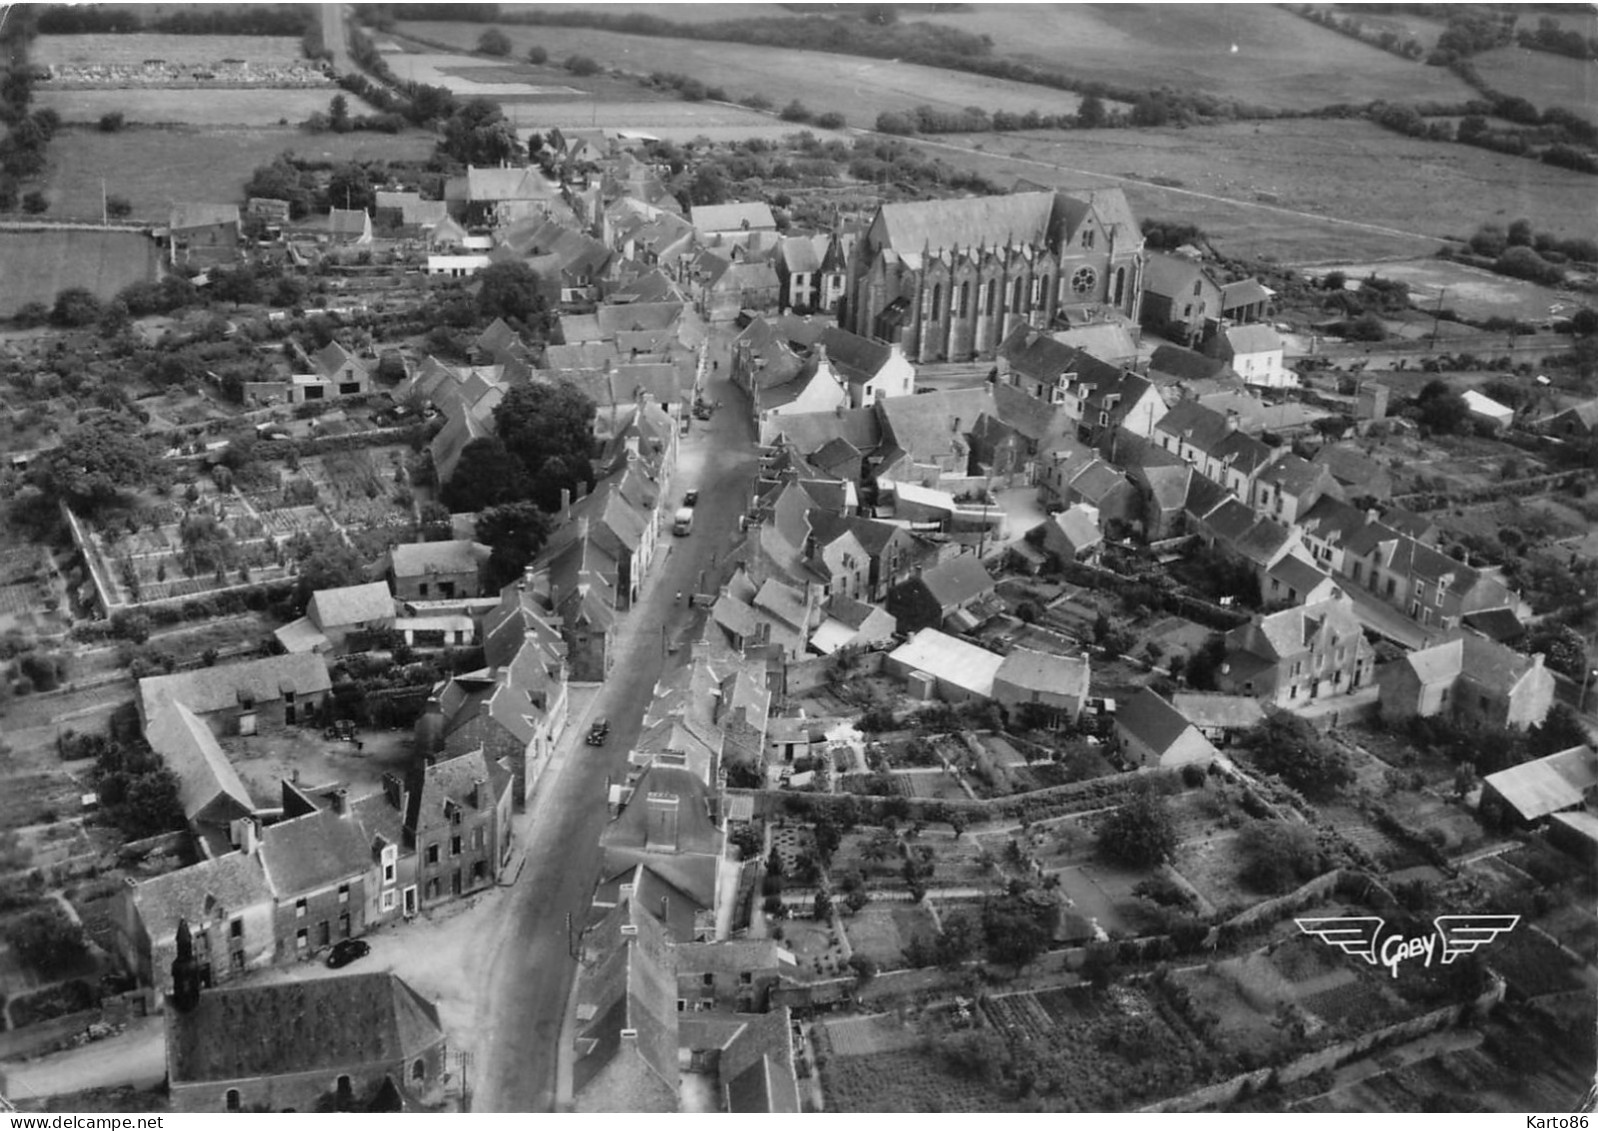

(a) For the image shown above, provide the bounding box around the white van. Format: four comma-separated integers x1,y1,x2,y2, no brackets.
672,507,694,536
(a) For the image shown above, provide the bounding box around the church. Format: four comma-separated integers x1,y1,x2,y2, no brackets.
843,188,1146,363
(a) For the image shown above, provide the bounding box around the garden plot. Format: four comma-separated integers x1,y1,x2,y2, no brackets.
895,768,970,801
773,917,847,979
1170,967,1284,1059
916,833,1004,889
768,822,816,876
842,903,939,971
300,448,416,530
823,1014,921,1057
983,815,1095,871
1051,862,1146,938
86,496,296,606
820,1047,1011,1113
33,34,307,68
1168,830,1271,916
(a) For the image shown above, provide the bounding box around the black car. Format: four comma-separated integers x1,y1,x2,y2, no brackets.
326,939,370,969
683,489,699,506
586,718,610,746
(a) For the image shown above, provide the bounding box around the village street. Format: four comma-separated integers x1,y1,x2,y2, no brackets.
473,330,757,1112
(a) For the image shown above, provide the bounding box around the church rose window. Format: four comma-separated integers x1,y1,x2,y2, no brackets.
1071,266,1097,295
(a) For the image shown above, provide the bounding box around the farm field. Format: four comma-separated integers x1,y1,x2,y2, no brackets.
37,127,437,223
920,119,1598,263
0,229,159,318
32,33,307,68
394,20,1091,123
916,3,1477,111
37,87,353,127
384,53,586,98
1473,45,1598,121
1305,257,1577,323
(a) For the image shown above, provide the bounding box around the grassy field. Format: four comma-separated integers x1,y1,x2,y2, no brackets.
37,87,354,127
1306,258,1574,322
37,127,437,223
915,3,1477,111
920,118,1598,262
0,229,160,317
395,19,1090,123
1473,45,1598,119
32,32,305,67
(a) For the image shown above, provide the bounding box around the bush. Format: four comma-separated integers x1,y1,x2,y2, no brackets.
564,54,600,76
780,99,813,123
815,111,847,129
477,27,512,56
526,44,548,64
6,905,87,977
22,190,48,214
97,111,125,132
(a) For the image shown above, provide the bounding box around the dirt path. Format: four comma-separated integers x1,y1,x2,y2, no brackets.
0,1015,166,1100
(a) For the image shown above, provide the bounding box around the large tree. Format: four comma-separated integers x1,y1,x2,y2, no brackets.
36,411,167,512
981,890,1052,973
290,527,365,604
1240,711,1354,799
477,260,548,324
441,436,530,513
439,97,521,166
475,500,552,591
493,382,596,503
1095,786,1177,867
1237,819,1323,894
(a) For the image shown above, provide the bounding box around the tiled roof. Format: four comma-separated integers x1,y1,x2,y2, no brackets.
917,555,995,610
1148,344,1229,384
1484,746,1598,821
131,851,273,940
140,653,332,719
308,582,395,631
145,699,257,820
169,973,443,1083
995,647,1090,698
1170,693,1265,731
876,191,1056,256
691,201,777,232
392,540,489,579
1116,687,1194,755
1142,252,1215,299
1220,323,1282,355
259,804,373,898
1155,399,1232,454
1047,505,1102,555
1255,453,1325,497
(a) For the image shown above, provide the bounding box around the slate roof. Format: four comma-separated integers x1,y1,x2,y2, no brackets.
572,897,679,1106
877,387,994,464
392,540,489,580
778,233,824,274
1156,399,1232,454
1297,495,1371,547
1148,344,1230,384
764,405,881,454
1116,687,1195,755
140,653,332,719
1219,324,1282,355
144,700,257,821
1142,252,1216,299
917,555,996,610
407,746,513,839
994,647,1090,699
819,325,893,384
1484,746,1598,822
876,191,1057,255
1052,321,1138,363
1462,607,1526,644
259,804,374,899
1255,453,1327,498
1200,497,1258,543
131,851,273,941
1221,278,1273,309
1068,459,1131,506
1231,595,1361,661
1184,471,1230,520
753,577,811,631
328,208,370,237
1047,505,1102,556
1266,554,1335,599
169,973,443,1084
1211,429,1275,476
308,582,395,630
691,201,777,232
721,1008,801,1113
1312,444,1392,494
888,629,1004,698
1170,693,1266,731
467,165,559,201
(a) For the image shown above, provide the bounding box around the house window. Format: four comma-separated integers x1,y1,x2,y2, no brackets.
226,1090,241,1112
451,835,462,857
426,844,439,865
381,889,398,912
473,827,485,850
1083,230,1096,249
1386,577,1396,598
295,928,308,951
1193,280,1203,296
1410,602,1421,617
1415,583,1426,603
930,283,942,321
703,972,715,987
450,809,461,827
295,899,307,919
1098,411,1108,426
412,1059,426,1084
958,281,970,318
231,950,245,971
381,845,397,885
230,918,243,939
338,884,349,905
984,282,995,316
318,920,330,948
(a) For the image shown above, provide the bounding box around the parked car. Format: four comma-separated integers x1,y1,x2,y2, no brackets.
683,488,699,506
586,718,610,746
326,939,370,969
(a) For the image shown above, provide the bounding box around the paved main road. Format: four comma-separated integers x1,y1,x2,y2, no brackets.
321,3,353,73
474,346,757,1112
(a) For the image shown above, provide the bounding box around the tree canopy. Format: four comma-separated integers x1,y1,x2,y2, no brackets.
1239,711,1354,799
290,527,365,605
441,436,531,513
35,411,168,513
1096,786,1177,867
1237,819,1323,893
438,97,521,166
477,260,550,325
1414,379,1471,435
493,382,596,506
475,500,553,590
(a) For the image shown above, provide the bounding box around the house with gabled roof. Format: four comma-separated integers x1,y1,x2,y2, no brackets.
1037,503,1103,564
144,699,259,842
1208,323,1289,388
1216,592,1373,708
328,207,373,245
1541,398,1598,442
1114,687,1218,770
820,325,916,407
276,581,396,655
391,540,490,603
1262,552,1340,608
1341,526,1517,632
258,785,376,961
1170,692,1265,746
993,647,1091,723
1140,252,1223,346
1123,445,1193,542
406,746,514,910
168,202,242,267
1251,452,1338,525
166,972,446,1113
114,849,275,995
809,594,897,656
1310,443,1395,503
1379,632,1554,732
1063,456,1142,534
1147,343,1242,399
776,230,850,315
886,628,1006,702
887,554,997,634
601,762,725,916
139,653,333,739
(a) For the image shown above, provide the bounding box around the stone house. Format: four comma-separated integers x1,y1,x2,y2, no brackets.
258,785,374,962
820,325,916,407
1114,687,1218,769
114,849,275,995
1251,453,1338,526
886,555,997,634
166,973,446,1113
407,747,515,910
1037,504,1103,564
1215,593,1374,708
1140,252,1223,346
390,540,490,603
138,653,333,739
1378,633,1555,732
1207,323,1289,388
992,647,1091,724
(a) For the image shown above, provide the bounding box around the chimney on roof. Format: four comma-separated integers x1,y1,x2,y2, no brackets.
471,777,486,808
1365,509,1379,524
382,772,405,810
575,480,588,501
235,817,260,856
330,788,349,817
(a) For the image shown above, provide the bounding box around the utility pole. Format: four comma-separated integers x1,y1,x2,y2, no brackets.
1430,287,1447,344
